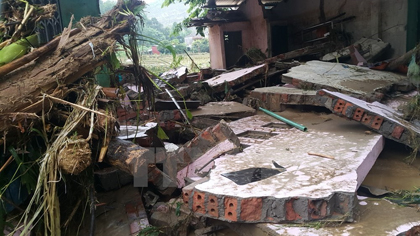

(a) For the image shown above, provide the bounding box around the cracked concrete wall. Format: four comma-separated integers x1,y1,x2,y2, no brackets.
272,0,408,57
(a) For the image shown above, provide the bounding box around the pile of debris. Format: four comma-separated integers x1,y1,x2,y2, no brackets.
95,37,420,235
2,0,420,236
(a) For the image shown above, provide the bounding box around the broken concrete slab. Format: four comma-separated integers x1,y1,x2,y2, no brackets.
317,89,420,149
191,101,256,119
176,139,239,188
321,37,390,63
183,114,384,223
282,60,406,102
158,66,188,86
164,121,241,188
249,87,321,112
228,197,420,236
203,64,267,93
263,42,334,64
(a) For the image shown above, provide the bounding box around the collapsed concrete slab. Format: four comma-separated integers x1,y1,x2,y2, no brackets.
182,115,384,223
191,101,256,119
249,87,321,111
282,60,406,102
317,89,420,149
164,121,241,188
228,197,420,236
321,37,390,63
203,64,267,93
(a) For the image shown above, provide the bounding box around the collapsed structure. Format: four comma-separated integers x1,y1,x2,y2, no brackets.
1,0,420,235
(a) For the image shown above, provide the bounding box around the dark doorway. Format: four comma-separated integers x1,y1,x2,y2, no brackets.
224,31,243,68
271,25,288,56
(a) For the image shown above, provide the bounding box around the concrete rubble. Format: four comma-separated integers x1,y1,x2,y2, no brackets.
249,87,322,111
317,89,420,148
182,115,384,223
282,60,406,102
3,1,420,234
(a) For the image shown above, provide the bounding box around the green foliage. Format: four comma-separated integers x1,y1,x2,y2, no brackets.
385,188,420,206
162,0,207,36
191,38,209,53
138,226,162,236
157,126,169,140
175,202,182,216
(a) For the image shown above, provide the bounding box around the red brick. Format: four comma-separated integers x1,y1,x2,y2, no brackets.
353,108,364,121
281,94,289,103
308,199,328,220
269,94,281,110
200,130,216,143
182,189,192,205
292,78,300,87
193,191,206,214
371,116,384,130
361,114,373,125
240,198,262,221
333,99,346,113
261,93,267,102
173,110,181,120
207,195,219,217
391,125,405,139
317,90,326,96
224,197,238,221
285,198,302,221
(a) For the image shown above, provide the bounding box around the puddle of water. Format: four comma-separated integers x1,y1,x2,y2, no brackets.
363,140,420,191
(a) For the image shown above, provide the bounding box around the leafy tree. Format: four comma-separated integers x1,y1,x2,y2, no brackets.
191,38,209,53
162,0,207,36
173,43,187,54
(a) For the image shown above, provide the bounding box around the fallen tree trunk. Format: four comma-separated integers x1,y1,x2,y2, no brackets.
0,28,81,78
106,138,177,195
0,1,141,134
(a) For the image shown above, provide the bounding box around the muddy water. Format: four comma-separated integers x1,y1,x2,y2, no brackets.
362,140,420,191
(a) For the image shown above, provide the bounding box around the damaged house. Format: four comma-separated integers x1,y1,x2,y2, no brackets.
2,0,420,235
190,0,418,69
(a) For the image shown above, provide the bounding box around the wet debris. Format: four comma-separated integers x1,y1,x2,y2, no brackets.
3,0,420,234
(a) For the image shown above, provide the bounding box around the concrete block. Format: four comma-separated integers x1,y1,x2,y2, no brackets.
203,64,267,93
263,198,286,222
282,61,406,102
185,114,384,223
191,101,256,120
249,87,321,111
317,89,420,148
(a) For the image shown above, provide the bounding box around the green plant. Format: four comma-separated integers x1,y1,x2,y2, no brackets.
385,188,420,206
138,226,162,236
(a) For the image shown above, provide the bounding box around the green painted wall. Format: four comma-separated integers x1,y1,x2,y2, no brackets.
59,0,100,27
